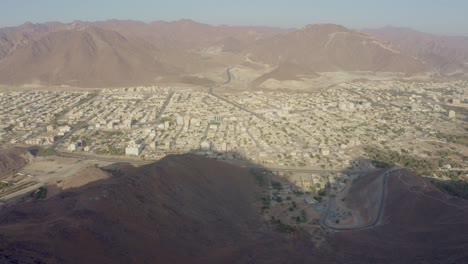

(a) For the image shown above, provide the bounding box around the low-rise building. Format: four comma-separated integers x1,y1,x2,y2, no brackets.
125,144,144,156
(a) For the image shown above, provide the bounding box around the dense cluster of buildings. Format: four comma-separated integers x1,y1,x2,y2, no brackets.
0,80,466,170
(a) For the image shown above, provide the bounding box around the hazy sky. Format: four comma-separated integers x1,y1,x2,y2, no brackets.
2,0,468,35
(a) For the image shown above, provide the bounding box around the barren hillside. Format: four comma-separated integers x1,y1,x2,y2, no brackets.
248,24,427,74
331,170,468,263
364,26,468,74
0,20,441,88
0,155,467,263
0,147,31,180
0,26,180,87
0,154,321,264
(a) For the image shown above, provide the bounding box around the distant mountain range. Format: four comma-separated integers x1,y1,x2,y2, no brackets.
249,24,425,73
363,26,468,75
0,20,466,87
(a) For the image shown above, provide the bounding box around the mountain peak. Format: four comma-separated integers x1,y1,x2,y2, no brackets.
301,23,349,32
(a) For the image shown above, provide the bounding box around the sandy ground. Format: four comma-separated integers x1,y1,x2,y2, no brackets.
21,156,101,184
0,156,113,203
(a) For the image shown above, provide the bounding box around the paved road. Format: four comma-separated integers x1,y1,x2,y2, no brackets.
222,67,232,85
211,66,232,90
155,91,174,124
210,67,307,146
49,93,100,150
209,68,272,124
56,151,152,165
320,167,402,231
247,166,378,174
55,150,380,176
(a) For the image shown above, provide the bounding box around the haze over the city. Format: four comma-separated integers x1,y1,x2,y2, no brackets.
0,1,467,263
2,0,468,35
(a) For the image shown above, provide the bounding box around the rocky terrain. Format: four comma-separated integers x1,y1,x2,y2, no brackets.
0,154,467,264
0,154,321,264
0,26,179,87
0,147,31,180
364,26,468,76
3,20,465,87
248,24,427,74
331,169,468,263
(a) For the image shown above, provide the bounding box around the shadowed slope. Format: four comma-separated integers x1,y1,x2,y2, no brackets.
0,147,32,180
331,170,468,264
0,154,466,263
0,154,320,264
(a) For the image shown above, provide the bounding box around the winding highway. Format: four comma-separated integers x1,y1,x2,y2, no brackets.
320,167,402,231
210,67,307,146
209,67,272,124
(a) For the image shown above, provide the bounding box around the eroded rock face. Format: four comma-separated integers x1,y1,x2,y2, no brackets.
0,154,467,264
330,170,468,264
0,20,434,88
0,154,320,264
0,147,32,179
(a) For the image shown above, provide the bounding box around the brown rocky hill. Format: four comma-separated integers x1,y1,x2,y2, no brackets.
0,20,442,87
0,154,467,263
331,169,468,264
0,147,32,180
0,154,321,264
364,26,468,74
0,22,65,60
0,20,289,87
58,19,288,56
0,20,288,53
0,26,180,87
248,24,427,74
146,19,288,50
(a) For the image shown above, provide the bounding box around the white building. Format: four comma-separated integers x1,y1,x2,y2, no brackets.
176,115,184,126
184,115,191,127
123,119,133,129
200,141,211,151
305,197,318,204
448,110,456,119
59,125,72,133
125,144,144,156
68,143,78,152
320,148,330,156
338,102,348,111
209,115,224,123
